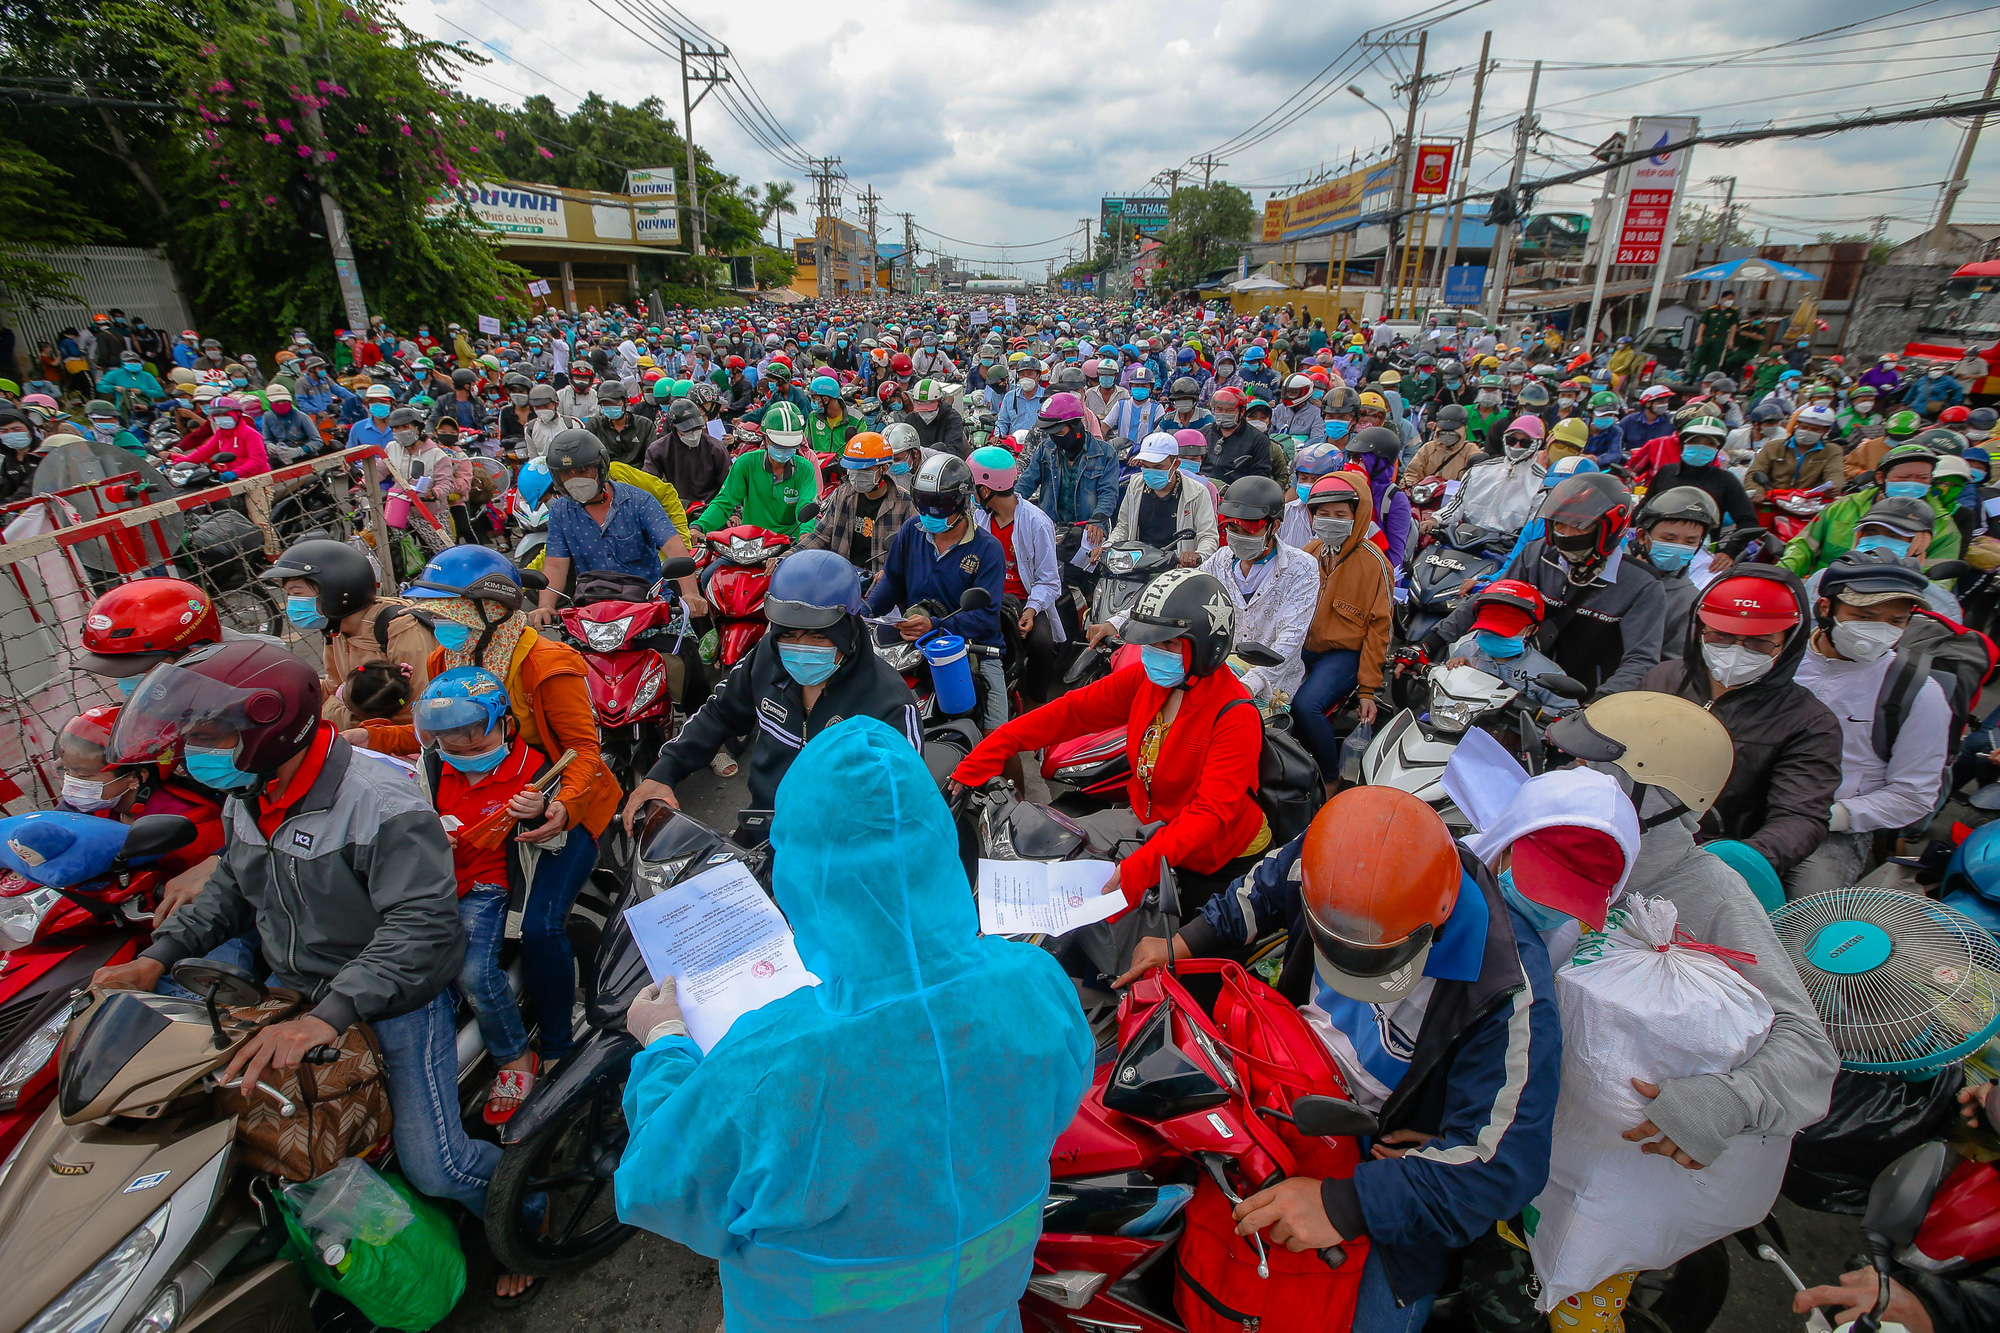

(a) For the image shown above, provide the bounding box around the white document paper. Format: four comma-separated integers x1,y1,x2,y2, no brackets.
1069,529,1102,570
977,858,1125,936
621,860,818,1052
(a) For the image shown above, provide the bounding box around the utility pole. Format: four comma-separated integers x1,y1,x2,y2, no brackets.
678,38,731,264
1439,29,1492,296
272,0,368,331
1387,29,1428,318
1924,43,2000,264
858,184,881,293
896,212,917,295
1482,58,1540,325
1702,176,1738,267
1192,153,1226,187
805,157,843,299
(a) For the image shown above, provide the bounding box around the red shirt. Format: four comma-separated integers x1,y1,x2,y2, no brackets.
990,519,1028,599
254,723,336,841
434,740,545,893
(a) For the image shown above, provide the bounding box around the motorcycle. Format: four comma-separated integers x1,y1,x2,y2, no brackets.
1057,529,1196,693
0,813,196,1158
554,559,701,799
870,587,1005,723
1399,521,1513,645
1756,485,1832,549
1362,662,1587,832
698,524,794,669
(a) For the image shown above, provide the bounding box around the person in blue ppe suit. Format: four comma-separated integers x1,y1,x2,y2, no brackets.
615,716,1093,1333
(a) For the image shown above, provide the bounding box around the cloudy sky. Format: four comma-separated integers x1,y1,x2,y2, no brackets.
399,0,1998,269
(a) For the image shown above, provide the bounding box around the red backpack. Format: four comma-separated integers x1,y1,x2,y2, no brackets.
1149,959,1371,1333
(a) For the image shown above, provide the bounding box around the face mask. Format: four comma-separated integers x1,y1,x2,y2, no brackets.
1505,444,1536,464
1218,365,1235,377
1140,643,1187,688
432,619,473,651
1180,459,1202,475
286,595,326,629
890,459,912,476
1312,516,1354,546
1679,444,1719,467
121,359,141,371
563,476,602,503
1884,481,1930,501
370,402,391,419
392,427,419,447
1831,617,1904,664
1018,378,1037,393
1702,642,1775,688
0,428,28,450
777,641,840,685
1647,539,1698,571
1214,412,1240,430
914,405,939,422
1478,391,1500,406
509,392,530,408
1141,467,1176,491
1324,420,1351,441
535,406,558,422
1558,397,1575,408
918,511,954,534
184,745,261,790
766,442,798,464
1498,867,1572,934
440,741,509,773
230,377,248,388
1131,387,1151,401
91,422,117,440
1226,530,1268,563
1592,415,1617,430
61,775,122,812
1851,534,1912,559
1475,629,1527,660
603,405,625,420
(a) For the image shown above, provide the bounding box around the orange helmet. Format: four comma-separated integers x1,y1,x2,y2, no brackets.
842,430,893,463
77,578,223,677
1298,787,1462,1002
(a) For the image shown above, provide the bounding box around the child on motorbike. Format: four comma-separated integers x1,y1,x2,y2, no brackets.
1443,580,1582,721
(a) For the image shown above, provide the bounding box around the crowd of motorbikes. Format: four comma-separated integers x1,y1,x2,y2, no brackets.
3,305,1997,1333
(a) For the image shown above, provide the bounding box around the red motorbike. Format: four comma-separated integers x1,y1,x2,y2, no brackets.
698,525,795,668
1758,485,1832,546
0,812,197,1157
1023,871,1372,1333
555,562,699,795
1042,644,1142,802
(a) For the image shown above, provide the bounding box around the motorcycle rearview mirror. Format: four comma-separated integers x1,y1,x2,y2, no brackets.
170,956,267,1049
660,556,698,581
1290,1095,1381,1140
1063,646,1106,685
113,814,199,870
1532,672,1590,701
796,501,820,524
1862,1141,1949,1249
1234,642,1284,669
1923,560,1974,583
212,452,236,465
958,586,993,612
1149,855,1180,924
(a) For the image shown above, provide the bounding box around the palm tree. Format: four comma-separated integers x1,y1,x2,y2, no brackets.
760,180,798,248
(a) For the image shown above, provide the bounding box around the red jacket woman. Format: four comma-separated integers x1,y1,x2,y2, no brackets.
951,569,1265,907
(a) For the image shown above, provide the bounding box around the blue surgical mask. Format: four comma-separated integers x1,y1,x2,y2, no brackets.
1142,468,1174,491
1884,481,1930,501
918,512,953,534
1852,534,1912,558
1099,375,1117,387
1647,539,1698,571
370,402,391,418
1592,415,1616,430
767,443,797,463
115,675,140,697
184,745,261,790
890,460,911,476
1131,387,1151,401
440,741,509,773
432,619,472,651
1296,481,1314,503
1679,445,1718,467
1140,643,1187,688
1498,867,1572,934
211,415,236,432
231,377,248,388
1474,629,1527,660
602,405,624,420
1324,420,1350,440
285,596,326,630
1180,459,1202,475
777,641,840,685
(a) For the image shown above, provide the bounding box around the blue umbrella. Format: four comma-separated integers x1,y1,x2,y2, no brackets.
1677,256,1820,283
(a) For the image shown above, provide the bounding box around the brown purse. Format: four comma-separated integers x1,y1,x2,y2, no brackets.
215,991,393,1182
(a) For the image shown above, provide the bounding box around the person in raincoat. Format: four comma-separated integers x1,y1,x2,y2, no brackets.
614,716,1093,1333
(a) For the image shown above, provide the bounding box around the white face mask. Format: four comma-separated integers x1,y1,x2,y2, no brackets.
562,476,600,502
1703,642,1776,688
536,406,556,420
1225,530,1269,563
1830,618,1904,664
392,427,419,446
61,775,120,812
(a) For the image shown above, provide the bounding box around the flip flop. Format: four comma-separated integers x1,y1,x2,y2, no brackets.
481,1052,539,1126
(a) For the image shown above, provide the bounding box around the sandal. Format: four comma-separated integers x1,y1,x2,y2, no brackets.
709,750,740,779
481,1052,539,1126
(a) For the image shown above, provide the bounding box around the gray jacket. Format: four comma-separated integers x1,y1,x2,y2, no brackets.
143,738,463,1033
1618,805,1838,1168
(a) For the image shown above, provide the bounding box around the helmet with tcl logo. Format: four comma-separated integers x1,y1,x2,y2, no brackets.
1697,574,1802,636
77,578,223,677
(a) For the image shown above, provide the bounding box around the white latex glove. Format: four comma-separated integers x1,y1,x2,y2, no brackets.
626,978,688,1046
1828,801,1852,834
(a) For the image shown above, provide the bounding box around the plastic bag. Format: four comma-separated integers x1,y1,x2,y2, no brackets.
283,1158,416,1259
279,1162,465,1331
1337,721,1373,785
1524,895,1786,1311
1783,1066,1964,1215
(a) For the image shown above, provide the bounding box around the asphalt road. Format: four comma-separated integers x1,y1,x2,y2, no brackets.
441,760,1857,1333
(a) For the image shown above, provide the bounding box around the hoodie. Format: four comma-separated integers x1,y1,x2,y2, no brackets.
1642,565,1842,873
1301,475,1395,693
615,719,1092,1333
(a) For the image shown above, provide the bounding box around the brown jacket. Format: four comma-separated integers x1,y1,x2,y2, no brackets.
1844,432,1890,479
320,596,438,728
1301,476,1396,692
1745,434,1843,499
1404,431,1483,485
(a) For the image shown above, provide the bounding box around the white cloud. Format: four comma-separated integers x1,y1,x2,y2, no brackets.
400,0,2000,262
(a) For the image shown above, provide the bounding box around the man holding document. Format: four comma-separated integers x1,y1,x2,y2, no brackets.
614,717,1093,1333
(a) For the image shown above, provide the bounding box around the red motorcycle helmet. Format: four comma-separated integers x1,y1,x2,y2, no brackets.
108,640,322,777
1942,405,1972,426
889,352,914,378
1698,574,1801,636
76,578,223,677
1469,579,1546,636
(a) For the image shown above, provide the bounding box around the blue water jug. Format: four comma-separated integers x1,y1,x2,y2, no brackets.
921,631,977,717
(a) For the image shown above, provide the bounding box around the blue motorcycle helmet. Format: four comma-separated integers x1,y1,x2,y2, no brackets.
413,666,511,743
1943,821,2000,937
766,549,865,654
515,457,553,509
405,544,526,610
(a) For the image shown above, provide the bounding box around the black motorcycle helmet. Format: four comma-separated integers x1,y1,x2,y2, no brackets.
666,399,705,434
1121,569,1236,681
1433,404,1469,431
547,428,609,501
911,453,975,519
1817,549,1929,626
1350,425,1404,459
1215,475,1288,524
263,539,380,620
451,368,477,390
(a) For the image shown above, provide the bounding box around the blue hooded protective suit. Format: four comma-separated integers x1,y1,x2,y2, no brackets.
615,716,1093,1332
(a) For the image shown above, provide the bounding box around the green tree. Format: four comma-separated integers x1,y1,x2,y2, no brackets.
1157,184,1254,289
0,142,114,307
760,180,798,247
749,243,796,289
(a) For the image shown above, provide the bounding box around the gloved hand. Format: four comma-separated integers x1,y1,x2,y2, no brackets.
219,470,238,481
625,977,687,1046
1828,801,1852,833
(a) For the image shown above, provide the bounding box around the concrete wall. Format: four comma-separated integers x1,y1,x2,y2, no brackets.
1841,262,1956,363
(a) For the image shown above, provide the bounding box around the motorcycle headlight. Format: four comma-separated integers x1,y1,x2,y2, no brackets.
637,855,694,893
1431,697,1475,734
729,538,762,562
23,1202,170,1333
631,662,666,711
581,616,634,652
0,886,60,949
0,1002,74,1110
1105,547,1142,575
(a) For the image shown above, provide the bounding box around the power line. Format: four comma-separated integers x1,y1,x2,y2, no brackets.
915,221,1087,250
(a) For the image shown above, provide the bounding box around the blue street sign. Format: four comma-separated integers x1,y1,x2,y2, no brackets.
1442,265,1486,306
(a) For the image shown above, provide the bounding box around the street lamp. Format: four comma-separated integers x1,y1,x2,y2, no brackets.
1348,86,1399,151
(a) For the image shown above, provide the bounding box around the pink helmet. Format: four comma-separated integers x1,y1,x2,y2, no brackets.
1036,392,1087,424
1080,358,1101,378
1173,428,1207,456
968,445,1019,491
212,394,245,414
1506,415,1546,440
